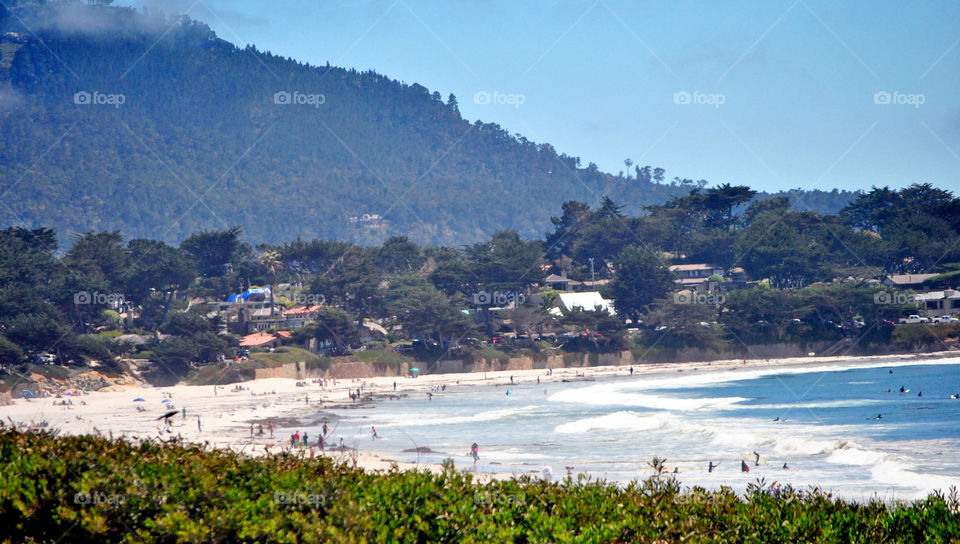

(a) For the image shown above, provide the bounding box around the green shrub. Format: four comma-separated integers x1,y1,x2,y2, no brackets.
0,429,957,543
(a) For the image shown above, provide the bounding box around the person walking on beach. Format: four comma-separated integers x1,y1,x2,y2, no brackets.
753,451,760,466
182,407,187,419
258,424,264,437
250,423,254,437
197,416,201,432
371,426,378,440
471,442,479,464
302,432,309,446
323,422,329,436
629,366,634,375
393,381,397,391
269,421,274,438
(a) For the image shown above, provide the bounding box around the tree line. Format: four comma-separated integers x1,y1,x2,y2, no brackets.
1,183,957,380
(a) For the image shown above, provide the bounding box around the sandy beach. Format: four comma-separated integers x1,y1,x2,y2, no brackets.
2,351,956,480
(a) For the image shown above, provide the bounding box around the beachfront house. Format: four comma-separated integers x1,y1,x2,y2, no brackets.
220,287,287,334
283,305,322,329
913,290,960,317
239,331,283,351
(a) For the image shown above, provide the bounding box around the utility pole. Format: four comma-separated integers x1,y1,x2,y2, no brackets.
589,258,595,282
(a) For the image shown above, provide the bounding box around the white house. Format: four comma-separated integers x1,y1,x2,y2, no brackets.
556,291,616,315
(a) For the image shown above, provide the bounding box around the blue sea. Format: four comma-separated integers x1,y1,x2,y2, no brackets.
319,358,960,501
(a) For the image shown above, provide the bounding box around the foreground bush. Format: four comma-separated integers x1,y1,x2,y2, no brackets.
0,428,958,543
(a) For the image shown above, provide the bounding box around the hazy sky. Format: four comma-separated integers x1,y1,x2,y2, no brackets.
121,0,960,193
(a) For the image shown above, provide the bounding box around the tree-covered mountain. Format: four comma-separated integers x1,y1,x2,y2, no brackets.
0,1,859,246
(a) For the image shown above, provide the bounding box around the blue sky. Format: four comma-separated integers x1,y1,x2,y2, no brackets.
123,0,960,193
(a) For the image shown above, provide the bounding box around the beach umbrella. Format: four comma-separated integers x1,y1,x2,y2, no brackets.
410,367,420,372
64,392,75,396
133,398,145,402
20,389,35,398
161,399,172,403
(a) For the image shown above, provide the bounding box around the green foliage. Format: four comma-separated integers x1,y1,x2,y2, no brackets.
248,347,322,366
477,346,510,360
0,335,23,365
607,245,673,322
0,429,958,543
353,350,413,364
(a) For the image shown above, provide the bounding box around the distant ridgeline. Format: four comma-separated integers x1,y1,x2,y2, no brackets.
0,1,858,245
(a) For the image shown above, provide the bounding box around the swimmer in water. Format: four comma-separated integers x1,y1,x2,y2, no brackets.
741,460,750,472
783,462,789,469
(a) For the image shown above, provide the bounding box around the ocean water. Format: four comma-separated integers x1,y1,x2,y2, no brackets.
318,359,960,501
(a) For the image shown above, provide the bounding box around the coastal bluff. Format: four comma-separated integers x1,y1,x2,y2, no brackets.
253,340,863,380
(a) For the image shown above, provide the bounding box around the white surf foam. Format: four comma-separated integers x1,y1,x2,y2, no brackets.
377,405,541,427
554,411,671,434
548,386,748,412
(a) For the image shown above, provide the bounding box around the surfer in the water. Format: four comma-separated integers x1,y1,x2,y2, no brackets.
708,461,718,473
741,460,750,472
753,451,760,466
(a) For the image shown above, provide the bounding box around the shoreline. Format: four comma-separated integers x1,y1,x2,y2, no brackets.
2,350,958,480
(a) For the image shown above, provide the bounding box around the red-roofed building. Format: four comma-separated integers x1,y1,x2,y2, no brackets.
283,305,322,328
239,331,281,349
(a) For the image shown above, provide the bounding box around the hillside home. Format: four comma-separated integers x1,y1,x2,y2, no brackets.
883,274,939,289
913,290,960,317
669,264,725,290
556,291,616,315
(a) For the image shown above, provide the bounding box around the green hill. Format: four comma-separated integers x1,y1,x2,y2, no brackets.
0,1,857,246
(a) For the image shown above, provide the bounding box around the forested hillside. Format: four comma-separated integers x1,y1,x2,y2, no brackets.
0,1,858,245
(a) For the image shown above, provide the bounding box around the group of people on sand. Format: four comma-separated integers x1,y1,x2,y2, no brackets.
284,422,336,452
250,422,275,438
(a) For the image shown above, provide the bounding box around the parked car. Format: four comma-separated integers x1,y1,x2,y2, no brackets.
932,316,959,324
898,315,930,324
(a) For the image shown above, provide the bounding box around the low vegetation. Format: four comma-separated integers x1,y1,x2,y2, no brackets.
1,428,958,543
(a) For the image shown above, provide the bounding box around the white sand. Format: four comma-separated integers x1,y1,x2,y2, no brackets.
2,351,955,477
